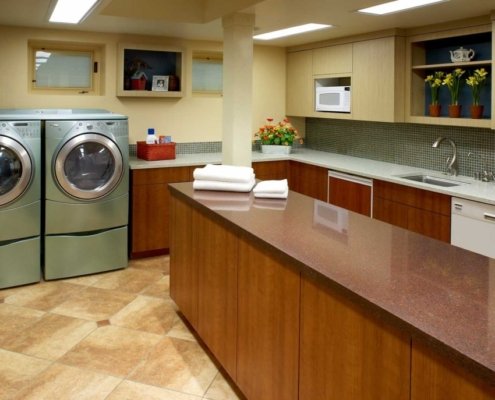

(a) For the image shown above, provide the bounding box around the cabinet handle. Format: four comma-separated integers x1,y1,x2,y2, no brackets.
483,213,495,222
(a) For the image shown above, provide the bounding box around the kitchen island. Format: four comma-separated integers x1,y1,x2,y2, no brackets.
170,182,495,400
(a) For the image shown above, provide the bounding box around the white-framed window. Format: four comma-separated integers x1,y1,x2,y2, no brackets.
29,41,103,95
192,51,223,95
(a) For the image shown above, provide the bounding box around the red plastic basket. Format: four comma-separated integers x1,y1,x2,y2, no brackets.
136,141,176,161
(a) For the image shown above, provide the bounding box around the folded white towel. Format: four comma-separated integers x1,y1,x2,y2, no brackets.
253,188,288,199
193,178,256,192
253,179,288,195
193,164,255,183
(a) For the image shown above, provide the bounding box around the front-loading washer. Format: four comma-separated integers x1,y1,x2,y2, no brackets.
0,120,41,288
44,115,129,279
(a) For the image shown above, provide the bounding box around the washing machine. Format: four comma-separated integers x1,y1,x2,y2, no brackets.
44,114,129,279
0,120,41,288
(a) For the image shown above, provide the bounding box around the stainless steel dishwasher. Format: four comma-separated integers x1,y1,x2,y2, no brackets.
451,197,495,258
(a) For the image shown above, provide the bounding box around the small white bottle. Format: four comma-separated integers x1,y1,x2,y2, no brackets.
146,128,158,144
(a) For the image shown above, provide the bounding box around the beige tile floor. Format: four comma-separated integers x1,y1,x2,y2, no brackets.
0,256,244,400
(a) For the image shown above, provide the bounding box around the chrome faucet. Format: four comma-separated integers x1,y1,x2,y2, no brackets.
432,137,458,176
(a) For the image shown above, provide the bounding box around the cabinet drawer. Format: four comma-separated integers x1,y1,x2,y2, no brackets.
374,180,451,216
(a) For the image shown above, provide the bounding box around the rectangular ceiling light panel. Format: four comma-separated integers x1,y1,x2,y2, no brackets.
358,0,447,15
254,23,332,40
49,0,99,24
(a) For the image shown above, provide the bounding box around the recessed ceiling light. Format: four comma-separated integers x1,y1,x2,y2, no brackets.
358,0,448,15
253,23,332,41
49,0,100,24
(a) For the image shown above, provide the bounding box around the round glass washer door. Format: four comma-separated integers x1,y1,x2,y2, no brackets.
0,136,33,206
54,133,123,200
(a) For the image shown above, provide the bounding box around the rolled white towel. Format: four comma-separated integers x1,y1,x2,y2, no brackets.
253,188,288,199
193,178,256,192
253,179,288,195
193,164,255,183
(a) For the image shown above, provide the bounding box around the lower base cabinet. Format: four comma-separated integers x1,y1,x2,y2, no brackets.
373,179,451,242
237,236,300,400
289,161,328,201
412,341,495,400
131,166,194,258
194,207,238,379
170,190,495,400
300,272,411,400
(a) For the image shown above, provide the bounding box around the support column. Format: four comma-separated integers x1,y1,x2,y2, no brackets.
222,12,255,166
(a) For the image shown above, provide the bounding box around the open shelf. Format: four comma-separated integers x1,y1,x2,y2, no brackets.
117,43,184,98
407,29,492,126
412,60,492,70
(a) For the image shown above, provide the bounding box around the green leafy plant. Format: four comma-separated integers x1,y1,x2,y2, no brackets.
466,68,489,106
424,71,445,105
442,68,465,105
255,118,302,146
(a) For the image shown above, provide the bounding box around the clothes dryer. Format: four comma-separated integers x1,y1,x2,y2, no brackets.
0,120,41,288
44,115,129,279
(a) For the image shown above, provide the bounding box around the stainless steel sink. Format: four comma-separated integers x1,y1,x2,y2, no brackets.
397,174,468,187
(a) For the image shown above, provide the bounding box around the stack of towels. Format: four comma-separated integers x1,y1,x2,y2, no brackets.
193,164,255,192
253,179,288,199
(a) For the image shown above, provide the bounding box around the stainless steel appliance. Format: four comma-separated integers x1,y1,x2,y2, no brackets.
44,113,129,279
0,120,41,288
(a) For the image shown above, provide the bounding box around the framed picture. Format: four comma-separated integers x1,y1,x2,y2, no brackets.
152,75,169,91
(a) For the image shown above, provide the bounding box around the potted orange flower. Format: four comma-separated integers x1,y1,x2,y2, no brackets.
254,117,302,154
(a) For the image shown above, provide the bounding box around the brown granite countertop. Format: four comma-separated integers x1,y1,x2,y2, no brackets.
169,182,495,382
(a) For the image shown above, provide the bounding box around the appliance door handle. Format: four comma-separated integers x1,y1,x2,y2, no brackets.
483,213,495,222
328,171,372,186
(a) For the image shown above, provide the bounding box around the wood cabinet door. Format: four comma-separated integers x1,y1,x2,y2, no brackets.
289,161,328,201
169,194,198,328
373,196,409,230
131,167,191,257
131,183,169,255
328,175,372,216
253,160,289,181
408,207,451,242
300,272,411,400
411,340,495,400
286,50,314,117
194,208,238,379
312,44,353,75
237,235,300,400
352,36,405,122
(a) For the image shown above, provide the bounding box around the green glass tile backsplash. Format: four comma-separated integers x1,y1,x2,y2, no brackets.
306,118,495,178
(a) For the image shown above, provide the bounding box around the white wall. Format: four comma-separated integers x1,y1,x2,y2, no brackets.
0,25,287,144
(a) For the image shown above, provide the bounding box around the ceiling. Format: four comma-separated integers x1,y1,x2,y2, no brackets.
0,0,493,46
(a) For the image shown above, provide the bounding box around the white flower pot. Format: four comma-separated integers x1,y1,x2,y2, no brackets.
261,144,292,155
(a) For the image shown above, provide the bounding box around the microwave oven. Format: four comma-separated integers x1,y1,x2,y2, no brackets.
315,86,351,113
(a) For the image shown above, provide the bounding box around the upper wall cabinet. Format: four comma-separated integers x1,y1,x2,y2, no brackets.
286,34,405,123
405,23,493,128
313,44,352,76
286,50,314,117
352,36,406,123
117,43,184,98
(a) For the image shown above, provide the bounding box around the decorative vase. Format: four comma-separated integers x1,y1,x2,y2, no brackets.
261,144,292,155
470,105,484,119
429,104,441,117
448,104,461,118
